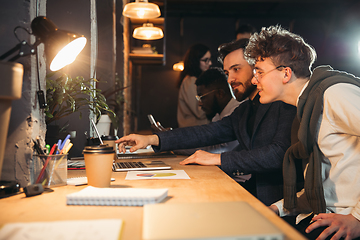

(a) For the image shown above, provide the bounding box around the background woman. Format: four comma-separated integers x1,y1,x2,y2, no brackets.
177,43,212,127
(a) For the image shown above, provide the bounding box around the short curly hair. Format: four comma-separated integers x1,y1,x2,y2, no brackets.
244,25,317,78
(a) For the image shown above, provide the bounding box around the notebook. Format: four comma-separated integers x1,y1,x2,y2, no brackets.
112,160,171,172
143,201,284,240
66,186,168,206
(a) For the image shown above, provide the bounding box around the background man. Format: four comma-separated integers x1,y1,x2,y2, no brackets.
116,38,297,206
245,25,360,239
174,67,240,155
235,23,257,40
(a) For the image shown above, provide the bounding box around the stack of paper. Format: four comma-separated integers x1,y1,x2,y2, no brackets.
66,186,168,206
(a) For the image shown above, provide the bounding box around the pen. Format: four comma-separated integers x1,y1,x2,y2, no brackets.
55,143,73,169
32,139,45,155
60,139,71,154
45,144,50,155
59,134,71,150
56,139,62,154
36,137,42,150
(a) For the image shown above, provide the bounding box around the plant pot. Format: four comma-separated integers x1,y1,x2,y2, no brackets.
96,114,111,136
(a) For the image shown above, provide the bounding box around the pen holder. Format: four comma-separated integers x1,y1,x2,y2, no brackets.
31,154,68,188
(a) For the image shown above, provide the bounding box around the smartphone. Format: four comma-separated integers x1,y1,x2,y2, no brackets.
147,114,158,126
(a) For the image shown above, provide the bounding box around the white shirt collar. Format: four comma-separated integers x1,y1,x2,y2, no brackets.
212,98,242,122
296,81,309,107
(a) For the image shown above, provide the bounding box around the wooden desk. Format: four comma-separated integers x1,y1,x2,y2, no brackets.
0,156,305,240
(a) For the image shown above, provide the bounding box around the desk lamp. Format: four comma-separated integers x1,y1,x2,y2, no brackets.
0,16,87,196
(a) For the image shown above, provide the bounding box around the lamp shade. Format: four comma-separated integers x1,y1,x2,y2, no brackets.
123,0,161,19
46,31,87,71
31,16,86,71
173,61,184,71
133,23,163,40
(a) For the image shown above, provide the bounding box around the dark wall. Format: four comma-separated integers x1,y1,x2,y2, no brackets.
133,0,360,132
47,1,117,157
47,0,92,158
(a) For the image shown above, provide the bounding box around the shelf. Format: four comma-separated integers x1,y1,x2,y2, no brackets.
129,53,165,65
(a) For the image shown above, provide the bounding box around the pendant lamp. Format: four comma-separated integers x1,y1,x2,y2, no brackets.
173,61,184,71
133,23,163,40
123,0,161,19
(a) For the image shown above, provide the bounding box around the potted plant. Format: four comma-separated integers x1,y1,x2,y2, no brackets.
45,72,115,125
45,72,116,142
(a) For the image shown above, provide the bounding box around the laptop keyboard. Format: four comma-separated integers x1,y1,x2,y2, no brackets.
114,161,147,169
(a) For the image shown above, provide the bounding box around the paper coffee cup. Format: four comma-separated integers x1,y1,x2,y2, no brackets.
101,135,119,160
83,145,115,188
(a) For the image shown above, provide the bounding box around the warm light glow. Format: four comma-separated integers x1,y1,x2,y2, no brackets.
173,61,184,71
123,0,161,19
133,23,163,40
138,9,146,18
50,37,87,71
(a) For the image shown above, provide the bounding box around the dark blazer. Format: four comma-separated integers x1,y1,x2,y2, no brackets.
154,97,297,205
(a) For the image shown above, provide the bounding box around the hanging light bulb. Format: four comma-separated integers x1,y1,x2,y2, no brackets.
173,61,184,71
133,23,163,40
123,0,161,19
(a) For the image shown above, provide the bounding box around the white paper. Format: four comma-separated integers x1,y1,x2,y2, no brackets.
125,170,190,180
67,177,115,186
0,219,122,240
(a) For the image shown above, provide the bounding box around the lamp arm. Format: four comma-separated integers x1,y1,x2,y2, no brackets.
0,42,22,61
0,39,40,62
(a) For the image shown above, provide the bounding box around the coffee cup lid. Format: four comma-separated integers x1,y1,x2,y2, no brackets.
83,144,115,154
101,135,119,141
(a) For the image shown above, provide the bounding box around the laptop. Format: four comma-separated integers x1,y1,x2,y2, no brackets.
112,160,171,172
143,201,284,240
113,146,174,171
116,150,176,160
69,157,172,172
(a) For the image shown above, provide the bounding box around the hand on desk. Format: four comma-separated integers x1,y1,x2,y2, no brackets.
116,134,159,153
179,150,221,166
306,213,360,240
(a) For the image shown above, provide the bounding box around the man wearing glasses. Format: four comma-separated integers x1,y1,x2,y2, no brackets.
116,38,297,206
174,67,241,155
245,25,360,240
